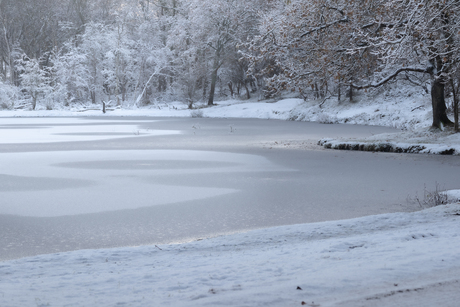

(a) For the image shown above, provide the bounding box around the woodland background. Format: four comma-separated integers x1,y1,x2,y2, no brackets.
0,0,459,130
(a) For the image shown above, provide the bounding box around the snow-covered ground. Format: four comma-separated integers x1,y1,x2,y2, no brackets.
1,202,459,307
1,87,460,306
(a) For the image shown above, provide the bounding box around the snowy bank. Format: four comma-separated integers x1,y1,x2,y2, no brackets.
0,84,436,130
1,201,459,307
318,127,460,156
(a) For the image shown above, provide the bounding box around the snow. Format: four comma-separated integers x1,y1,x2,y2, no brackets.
1,87,460,306
1,203,459,307
0,149,281,217
318,126,460,155
0,118,179,144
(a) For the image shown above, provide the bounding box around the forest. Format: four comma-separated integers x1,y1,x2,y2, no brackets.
0,0,459,130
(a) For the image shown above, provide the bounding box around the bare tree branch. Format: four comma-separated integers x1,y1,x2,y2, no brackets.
300,16,348,38
351,67,429,90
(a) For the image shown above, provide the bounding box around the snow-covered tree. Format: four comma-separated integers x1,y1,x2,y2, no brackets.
51,45,90,106
182,0,258,105
349,0,460,129
0,80,18,109
246,0,377,101
249,0,460,130
129,1,179,105
16,55,52,110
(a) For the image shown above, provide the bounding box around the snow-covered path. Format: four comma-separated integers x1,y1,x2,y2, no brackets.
1,203,459,307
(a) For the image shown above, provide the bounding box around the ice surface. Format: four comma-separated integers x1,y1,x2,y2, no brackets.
0,118,179,143
0,149,284,216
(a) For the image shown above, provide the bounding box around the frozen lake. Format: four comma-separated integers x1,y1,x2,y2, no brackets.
1,117,460,261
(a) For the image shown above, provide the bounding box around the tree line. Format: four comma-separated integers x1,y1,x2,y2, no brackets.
1,0,459,131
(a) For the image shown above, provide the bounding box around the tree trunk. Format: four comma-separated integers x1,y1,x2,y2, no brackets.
455,97,459,132
244,82,250,99
228,81,233,97
121,84,126,102
431,78,453,129
451,78,459,132
208,68,218,106
202,76,207,100
2,24,14,85
324,81,328,98
32,94,37,110
90,90,96,104
338,83,341,103
158,75,166,92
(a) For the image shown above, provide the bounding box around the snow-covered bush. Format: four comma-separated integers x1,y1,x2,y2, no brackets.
409,183,449,208
190,109,204,118
316,113,337,124
0,81,19,109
